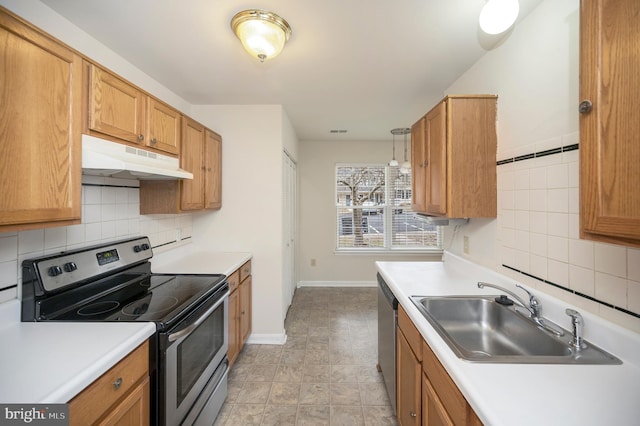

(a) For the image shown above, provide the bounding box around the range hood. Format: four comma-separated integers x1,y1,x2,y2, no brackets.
82,134,193,180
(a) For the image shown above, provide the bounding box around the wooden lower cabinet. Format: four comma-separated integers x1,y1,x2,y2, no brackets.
397,329,422,425
69,341,149,426
397,304,482,426
227,260,252,367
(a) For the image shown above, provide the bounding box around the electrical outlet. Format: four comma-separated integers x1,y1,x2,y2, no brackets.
463,236,470,254
310,258,316,267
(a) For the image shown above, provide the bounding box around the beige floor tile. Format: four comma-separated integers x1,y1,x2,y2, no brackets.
225,403,265,425
261,404,298,425
302,364,331,383
362,406,398,426
330,383,361,406
331,405,365,425
236,382,272,404
296,405,330,425
274,364,304,383
268,382,301,405
299,383,330,405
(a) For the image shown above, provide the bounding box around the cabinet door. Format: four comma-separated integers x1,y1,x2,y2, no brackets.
422,374,454,426
397,330,421,425
0,11,82,230
204,130,222,209
88,65,146,144
147,98,180,155
180,117,205,210
580,0,640,246
411,118,427,212
425,101,447,216
98,376,150,426
240,276,252,344
227,290,240,366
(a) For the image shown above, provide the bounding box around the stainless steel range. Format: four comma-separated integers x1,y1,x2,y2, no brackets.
21,236,229,426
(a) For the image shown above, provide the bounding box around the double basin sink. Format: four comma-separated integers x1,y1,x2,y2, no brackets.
410,296,621,364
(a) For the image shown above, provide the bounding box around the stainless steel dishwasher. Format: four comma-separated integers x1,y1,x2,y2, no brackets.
377,273,398,414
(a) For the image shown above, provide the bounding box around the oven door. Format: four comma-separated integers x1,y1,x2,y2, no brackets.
160,286,229,426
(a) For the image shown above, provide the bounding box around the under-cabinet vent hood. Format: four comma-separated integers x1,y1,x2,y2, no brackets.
81,134,193,180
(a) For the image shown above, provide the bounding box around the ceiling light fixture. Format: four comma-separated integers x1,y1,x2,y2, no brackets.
231,9,292,62
479,0,520,35
389,128,411,174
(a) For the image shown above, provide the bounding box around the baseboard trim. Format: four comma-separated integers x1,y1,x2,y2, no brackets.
245,332,288,345
297,281,376,288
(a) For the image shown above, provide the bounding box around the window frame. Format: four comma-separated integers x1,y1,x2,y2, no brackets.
334,163,443,254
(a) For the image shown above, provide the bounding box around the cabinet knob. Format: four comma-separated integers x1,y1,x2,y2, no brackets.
138,134,144,141
579,100,593,114
113,377,123,390
151,138,157,145
410,411,417,417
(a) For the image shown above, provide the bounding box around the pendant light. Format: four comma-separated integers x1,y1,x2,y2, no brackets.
389,129,400,167
231,10,292,62
399,128,411,174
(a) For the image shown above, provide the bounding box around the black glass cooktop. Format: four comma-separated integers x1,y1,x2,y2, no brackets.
41,272,226,329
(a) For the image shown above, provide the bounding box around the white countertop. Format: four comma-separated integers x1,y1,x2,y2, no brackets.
0,300,155,403
151,246,251,276
377,253,640,426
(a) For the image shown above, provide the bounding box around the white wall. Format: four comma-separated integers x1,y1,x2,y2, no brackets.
297,139,442,286
190,105,295,342
444,0,640,332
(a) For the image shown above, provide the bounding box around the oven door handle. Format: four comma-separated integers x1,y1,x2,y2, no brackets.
168,290,229,343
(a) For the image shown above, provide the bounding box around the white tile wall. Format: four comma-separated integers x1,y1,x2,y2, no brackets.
498,132,640,320
0,175,193,303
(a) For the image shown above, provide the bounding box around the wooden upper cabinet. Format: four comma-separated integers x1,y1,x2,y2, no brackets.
425,101,447,216
0,9,82,231
87,63,181,155
88,64,145,145
204,129,222,209
180,118,206,211
140,119,222,214
411,95,497,218
147,97,180,155
411,118,427,212
579,0,640,247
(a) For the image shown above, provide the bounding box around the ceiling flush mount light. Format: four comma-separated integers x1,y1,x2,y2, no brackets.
231,9,292,62
479,0,520,35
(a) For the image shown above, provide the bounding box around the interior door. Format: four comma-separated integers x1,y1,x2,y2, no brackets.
282,151,297,318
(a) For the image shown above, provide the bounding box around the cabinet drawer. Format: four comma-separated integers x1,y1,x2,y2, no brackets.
239,260,252,282
69,341,149,426
398,305,422,361
228,270,240,293
422,340,481,426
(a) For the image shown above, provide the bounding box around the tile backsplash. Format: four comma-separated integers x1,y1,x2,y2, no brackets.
497,132,640,324
0,175,192,304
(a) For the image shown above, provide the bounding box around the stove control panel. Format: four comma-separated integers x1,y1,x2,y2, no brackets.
27,237,153,293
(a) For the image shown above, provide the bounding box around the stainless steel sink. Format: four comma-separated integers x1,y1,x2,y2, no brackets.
410,296,621,364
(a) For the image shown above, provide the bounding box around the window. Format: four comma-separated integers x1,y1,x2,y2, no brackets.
335,164,442,251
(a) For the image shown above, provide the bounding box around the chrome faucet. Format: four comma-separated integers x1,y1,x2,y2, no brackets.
477,282,564,336
566,309,586,350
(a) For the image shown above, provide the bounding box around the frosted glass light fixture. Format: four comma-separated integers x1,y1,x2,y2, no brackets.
389,129,400,167
479,0,520,35
231,10,292,62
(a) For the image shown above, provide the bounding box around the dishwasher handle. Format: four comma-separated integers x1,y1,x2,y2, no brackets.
377,273,398,309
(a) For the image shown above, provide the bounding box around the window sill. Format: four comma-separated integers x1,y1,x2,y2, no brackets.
334,249,443,259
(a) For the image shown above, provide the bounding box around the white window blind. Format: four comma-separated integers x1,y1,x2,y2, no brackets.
335,164,441,251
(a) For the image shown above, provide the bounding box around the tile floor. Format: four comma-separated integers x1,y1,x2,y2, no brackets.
214,287,397,425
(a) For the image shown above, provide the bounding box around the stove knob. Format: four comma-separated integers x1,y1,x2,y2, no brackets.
63,262,77,272
48,265,63,277
141,243,150,251
133,245,142,253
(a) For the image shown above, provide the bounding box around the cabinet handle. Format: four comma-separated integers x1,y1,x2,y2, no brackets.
151,137,157,145
410,411,417,417
138,134,144,141
113,377,123,390
579,100,593,114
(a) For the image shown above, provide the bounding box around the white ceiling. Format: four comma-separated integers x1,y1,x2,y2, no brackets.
40,0,542,141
